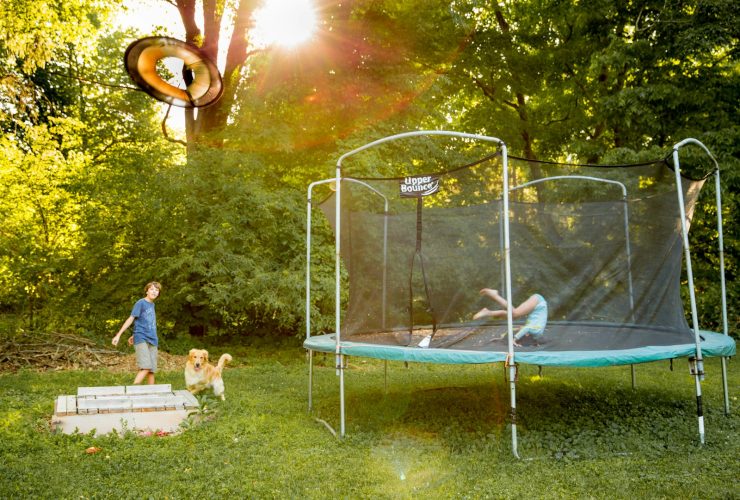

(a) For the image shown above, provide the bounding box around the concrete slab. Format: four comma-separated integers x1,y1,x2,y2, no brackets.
52,385,199,435
52,410,192,435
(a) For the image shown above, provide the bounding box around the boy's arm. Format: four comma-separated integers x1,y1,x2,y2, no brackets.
112,316,135,346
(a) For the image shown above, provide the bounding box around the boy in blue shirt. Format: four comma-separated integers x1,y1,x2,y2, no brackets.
112,282,162,384
473,288,548,346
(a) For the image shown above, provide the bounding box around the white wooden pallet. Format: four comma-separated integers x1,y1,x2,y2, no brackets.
52,384,199,435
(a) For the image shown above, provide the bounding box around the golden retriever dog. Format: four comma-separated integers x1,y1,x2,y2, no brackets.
185,349,232,400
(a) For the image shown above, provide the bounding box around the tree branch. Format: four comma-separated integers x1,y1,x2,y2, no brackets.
202,0,222,61
175,0,201,45
470,74,496,102
162,104,188,147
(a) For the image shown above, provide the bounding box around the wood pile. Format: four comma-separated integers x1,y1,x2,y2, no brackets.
0,332,186,373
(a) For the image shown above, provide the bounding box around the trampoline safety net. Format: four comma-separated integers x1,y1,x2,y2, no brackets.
319,153,705,354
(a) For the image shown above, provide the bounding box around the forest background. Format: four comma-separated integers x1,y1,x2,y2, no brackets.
0,0,737,343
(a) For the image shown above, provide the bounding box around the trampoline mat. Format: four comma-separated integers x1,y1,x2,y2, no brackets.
343,322,699,352
305,325,735,366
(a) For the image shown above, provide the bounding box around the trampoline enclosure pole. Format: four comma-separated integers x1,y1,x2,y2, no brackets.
672,142,706,444
500,143,520,458
714,170,731,415
306,183,317,412
306,179,336,413
336,165,345,438
307,191,313,411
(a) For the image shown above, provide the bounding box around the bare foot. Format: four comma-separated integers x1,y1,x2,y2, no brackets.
479,288,499,298
473,308,492,320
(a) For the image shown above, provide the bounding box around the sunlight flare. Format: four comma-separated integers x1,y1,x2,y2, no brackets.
252,0,317,48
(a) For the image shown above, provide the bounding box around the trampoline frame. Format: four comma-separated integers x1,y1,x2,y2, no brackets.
304,131,733,457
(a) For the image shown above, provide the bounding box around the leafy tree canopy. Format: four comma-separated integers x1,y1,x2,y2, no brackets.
0,0,736,338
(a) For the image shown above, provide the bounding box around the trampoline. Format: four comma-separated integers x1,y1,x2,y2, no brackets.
304,131,735,456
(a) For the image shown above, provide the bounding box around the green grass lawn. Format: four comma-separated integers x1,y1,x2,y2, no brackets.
0,341,737,498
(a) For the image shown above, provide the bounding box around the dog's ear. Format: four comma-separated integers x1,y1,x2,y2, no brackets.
188,348,196,359
203,350,209,362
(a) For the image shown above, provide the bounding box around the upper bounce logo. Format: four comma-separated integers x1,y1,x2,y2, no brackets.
400,175,440,198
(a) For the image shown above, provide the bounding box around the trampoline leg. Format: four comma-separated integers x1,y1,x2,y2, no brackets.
696,381,705,445
631,364,636,390
384,360,388,393
339,353,346,438
308,349,313,412
508,362,520,459
689,357,706,445
721,357,730,416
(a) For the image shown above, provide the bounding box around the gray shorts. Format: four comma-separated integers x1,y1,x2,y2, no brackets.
134,342,158,372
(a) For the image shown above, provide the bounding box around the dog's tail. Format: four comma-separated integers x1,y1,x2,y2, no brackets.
217,353,232,372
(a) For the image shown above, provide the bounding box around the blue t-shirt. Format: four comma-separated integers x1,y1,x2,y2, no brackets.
131,298,157,346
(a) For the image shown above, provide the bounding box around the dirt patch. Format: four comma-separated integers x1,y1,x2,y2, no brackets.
99,350,188,374
0,332,187,374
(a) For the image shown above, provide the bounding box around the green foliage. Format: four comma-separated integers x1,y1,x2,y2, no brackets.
0,118,88,327
0,348,737,497
440,0,740,157
0,14,181,330
146,149,309,336
685,142,740,335
431,0,740,334
0,0,113,73
0,0,737,340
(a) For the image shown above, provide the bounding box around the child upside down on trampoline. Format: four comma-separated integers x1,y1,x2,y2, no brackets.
473,289,548,346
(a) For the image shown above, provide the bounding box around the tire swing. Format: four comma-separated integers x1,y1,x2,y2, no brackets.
124,36,223,108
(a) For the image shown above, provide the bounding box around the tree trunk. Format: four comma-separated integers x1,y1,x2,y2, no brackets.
175,0,259,148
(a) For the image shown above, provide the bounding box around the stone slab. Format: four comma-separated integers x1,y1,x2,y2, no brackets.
78,386,126,397
174,390,199,408
125,384,172,395
55,396,67,416
78,398,132,412
52,385,199,435
66,395,77,415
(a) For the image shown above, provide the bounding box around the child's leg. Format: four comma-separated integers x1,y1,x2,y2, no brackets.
473,307,506,320
134,343,157,384
479,288,509,308
473,307,491,320
133,369,150,384
513,295,540,317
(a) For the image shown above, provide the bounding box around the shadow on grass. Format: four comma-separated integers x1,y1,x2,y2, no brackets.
324,359,736,460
